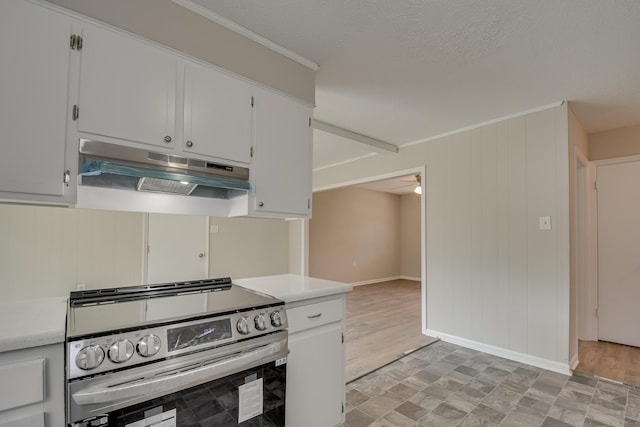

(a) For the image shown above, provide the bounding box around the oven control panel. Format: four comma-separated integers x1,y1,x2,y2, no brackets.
67,306,287,380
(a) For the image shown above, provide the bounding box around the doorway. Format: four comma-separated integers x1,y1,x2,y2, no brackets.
309,167,431,381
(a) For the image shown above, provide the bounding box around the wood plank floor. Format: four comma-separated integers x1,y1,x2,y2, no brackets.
575,339,640,387
344,279,437,383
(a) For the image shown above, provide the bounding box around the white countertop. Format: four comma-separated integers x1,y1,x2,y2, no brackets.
0,297,67,353
235,274,352,303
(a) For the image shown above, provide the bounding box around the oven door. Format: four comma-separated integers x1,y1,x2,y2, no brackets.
68,332,287,427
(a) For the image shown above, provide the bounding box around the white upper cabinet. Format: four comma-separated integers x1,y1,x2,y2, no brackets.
75,24,178,149
183,62,252,164
251,87,313,218
0,1,74,203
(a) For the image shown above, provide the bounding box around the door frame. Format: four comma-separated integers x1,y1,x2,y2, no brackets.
574,148,597,346
311,165,428,333
592,154,640,344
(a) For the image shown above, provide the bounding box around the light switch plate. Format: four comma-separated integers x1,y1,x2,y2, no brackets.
539,216,551,230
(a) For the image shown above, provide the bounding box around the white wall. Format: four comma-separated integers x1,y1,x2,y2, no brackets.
0,205,145,300
314,104,571,372
0,206,292,301
208,216,290,279
400,193,421,279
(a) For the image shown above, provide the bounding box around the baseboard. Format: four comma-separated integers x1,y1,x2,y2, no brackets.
350,276,402,286
351,275,423,286
570,353,580,371
426,329,572,376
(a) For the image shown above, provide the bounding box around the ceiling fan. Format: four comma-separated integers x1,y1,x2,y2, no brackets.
390,174,422,194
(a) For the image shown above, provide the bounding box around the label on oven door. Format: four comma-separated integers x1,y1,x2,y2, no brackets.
238,378,264,423
125,408,176,427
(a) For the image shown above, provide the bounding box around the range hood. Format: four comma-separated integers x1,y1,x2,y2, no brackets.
78,139,251,199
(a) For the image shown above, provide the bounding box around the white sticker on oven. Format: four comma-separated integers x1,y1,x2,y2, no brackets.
238,378,263,423
125,408,176,427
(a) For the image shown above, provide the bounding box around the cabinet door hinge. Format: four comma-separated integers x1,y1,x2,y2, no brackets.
72,105,79,121
70,34,83,50
594,180,598,191
251,96,254,108
308,199,310,209
342,403,344,414
63,170,70,186
250,146,254,158
341,332,344,344
309,117,312,127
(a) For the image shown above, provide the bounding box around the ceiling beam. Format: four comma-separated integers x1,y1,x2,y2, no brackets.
313,120,399,154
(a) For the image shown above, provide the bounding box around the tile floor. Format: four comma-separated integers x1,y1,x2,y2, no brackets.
340,341,640,427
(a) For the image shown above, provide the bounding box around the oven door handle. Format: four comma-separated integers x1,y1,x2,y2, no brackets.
72,338,286,406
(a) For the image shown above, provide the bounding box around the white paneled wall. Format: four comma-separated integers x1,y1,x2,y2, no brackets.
313,104,570,371
0,205,145,300
427,107,569,368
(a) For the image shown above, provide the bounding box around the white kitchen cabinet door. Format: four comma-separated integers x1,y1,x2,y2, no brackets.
252,88,312,217
596,161,640,347
146,213,208,283
287,322,344,427
76,23,177,149
183,62,252,164
0,1,72,202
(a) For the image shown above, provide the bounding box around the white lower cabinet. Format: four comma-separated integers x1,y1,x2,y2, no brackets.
286,296,345,427
0,344,64,427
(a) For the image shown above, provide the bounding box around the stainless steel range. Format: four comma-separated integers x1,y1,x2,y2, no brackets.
65,278,288,427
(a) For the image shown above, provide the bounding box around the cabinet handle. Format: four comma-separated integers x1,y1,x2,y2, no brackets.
164,136,172,143
186,140,193,148
258,202,264,207
198,252,206,258
307,313,322,319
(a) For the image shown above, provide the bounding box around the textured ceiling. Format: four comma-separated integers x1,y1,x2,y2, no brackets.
191,0,640,171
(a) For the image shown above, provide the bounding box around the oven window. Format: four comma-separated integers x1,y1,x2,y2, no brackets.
104,361,286,427
166,319,232,352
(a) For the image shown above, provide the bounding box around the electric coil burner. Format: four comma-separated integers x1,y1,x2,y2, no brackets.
65,277,288,427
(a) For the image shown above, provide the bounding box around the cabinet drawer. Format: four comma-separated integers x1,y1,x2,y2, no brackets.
287,299,343,333
0,359,44,412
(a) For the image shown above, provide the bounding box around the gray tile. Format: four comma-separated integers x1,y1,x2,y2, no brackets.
407,390,443,412
358,391,405,420
346,388,370,407
345,408,376,427
340,340,640,427
458,413,499,427
455,365,480,378
517,394,553,416
471,403,507,424
394,401,428,421
416,412,454,427
389,382,420,400
547,403,587,425
379,410,417,427
541,416,574,426
583,416,622,427
431,402,468,421
501,405,545,427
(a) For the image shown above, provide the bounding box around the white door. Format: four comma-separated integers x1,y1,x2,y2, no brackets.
147,214,208,283
597,160,640,347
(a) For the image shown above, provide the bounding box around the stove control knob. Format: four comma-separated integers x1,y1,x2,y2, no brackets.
76,344,105,370
137,334,161,357
254,314,268,331
270,310,283,327
108,339,134,363
237,316,254,335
